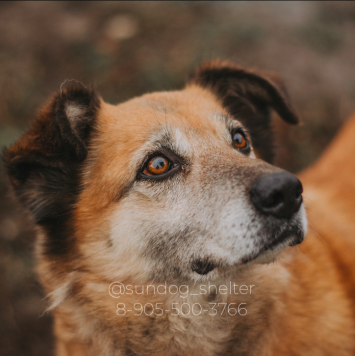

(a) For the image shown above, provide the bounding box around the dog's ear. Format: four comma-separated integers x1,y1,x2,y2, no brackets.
4,83,100,226
188,60,299,163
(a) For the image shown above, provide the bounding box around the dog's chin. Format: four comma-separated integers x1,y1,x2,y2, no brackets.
247,243,289,265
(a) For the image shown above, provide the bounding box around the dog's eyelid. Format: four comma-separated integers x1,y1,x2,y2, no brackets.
231,127,249,139
144,147,184,165
227,121,249,135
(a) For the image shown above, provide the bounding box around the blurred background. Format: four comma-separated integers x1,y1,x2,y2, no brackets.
1,1,355,355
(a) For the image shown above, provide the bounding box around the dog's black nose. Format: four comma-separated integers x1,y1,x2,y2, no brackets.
250,171,303,219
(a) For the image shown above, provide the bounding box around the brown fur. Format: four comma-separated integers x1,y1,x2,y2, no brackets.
4,62,355,355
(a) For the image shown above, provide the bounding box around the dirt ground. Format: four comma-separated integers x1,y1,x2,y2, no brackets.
1,2,355,355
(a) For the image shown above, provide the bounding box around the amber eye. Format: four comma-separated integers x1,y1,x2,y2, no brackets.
232,131,247,149
143,156,170,176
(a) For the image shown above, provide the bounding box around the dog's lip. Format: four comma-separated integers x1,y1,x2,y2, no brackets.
240,228,304,265
263,228,303,251
192,228,304,274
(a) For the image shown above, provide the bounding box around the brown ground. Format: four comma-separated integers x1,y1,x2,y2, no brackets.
1,2,355,355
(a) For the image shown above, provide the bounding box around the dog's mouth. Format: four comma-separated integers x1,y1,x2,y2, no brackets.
192,228,304,275
263,227,304,250
242,227,304,265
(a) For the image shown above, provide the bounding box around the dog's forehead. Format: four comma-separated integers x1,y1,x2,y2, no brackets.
141,85,224,122
97,85,237,146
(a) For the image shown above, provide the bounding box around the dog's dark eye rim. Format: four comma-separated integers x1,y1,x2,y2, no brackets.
138,149,183,180
231,128,250,154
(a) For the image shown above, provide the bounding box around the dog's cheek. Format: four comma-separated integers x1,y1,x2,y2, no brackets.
100,198,167,281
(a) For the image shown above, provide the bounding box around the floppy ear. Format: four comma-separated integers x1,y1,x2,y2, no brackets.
4,83,100,240
188,60,299,163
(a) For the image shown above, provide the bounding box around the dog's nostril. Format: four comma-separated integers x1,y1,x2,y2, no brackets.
250,171,303,219
295,183,303,198
264,191,284,208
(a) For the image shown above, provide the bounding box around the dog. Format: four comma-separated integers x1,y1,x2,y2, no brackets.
4,60,355,355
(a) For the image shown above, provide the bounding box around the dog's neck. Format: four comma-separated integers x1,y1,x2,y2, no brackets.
51,261,290,356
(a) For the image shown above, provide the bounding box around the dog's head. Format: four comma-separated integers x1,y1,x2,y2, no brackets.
4,61,306,284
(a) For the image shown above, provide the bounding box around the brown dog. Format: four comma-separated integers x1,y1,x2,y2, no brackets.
4,60,355,355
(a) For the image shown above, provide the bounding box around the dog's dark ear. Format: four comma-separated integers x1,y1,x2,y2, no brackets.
188,60,299,163
4,83,100,225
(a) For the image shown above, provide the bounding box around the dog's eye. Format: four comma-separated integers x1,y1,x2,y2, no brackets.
143,156,170,176
233,132,246,149
232,130,249,152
